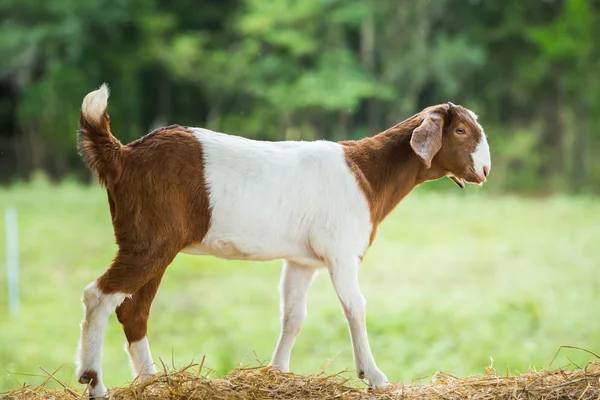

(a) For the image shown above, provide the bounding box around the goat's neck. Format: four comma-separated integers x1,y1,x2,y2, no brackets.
342,124,444,225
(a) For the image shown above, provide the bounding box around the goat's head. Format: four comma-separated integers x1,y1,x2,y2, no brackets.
410,102,491,189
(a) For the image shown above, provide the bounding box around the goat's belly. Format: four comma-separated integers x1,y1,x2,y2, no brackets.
180,241,276,260
180,240,326,268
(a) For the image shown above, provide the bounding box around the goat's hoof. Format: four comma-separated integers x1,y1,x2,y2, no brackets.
78,369,98,385
87,384,108,399
88,395,108,400
366,370,389,389
369,380,389,389
266,362,288,373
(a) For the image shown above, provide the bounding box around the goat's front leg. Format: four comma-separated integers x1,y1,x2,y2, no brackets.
269,260,318,372
328,258,388,388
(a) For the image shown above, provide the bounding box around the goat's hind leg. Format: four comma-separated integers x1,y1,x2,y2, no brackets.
76,248,176,398
76,280,126,398
116,272,166,380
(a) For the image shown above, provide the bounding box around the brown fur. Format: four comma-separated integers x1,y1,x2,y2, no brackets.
115,273,165,343
77,111,122,187
341,103,483,244
78,112,211,344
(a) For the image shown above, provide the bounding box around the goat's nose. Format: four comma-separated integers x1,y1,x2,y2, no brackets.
483,165,490,178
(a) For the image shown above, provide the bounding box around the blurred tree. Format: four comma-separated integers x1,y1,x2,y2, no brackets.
0,0,598,193
528,0,600,191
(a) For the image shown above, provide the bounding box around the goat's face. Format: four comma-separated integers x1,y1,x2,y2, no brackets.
410,102,491,189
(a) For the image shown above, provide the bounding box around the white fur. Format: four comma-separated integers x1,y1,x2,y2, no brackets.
126,337,157,379
329,257,387,387
472,135,491,178
183,128,372,267
181,128,387,387
467,110,491,179
81,83,109,125
76,281,126,397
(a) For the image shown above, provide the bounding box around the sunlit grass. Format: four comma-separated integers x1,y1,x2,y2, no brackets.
0,178,598,392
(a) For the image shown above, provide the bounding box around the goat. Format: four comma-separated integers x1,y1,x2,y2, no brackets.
75,84,491,397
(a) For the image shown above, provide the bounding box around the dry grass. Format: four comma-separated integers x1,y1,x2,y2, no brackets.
3,361,600,400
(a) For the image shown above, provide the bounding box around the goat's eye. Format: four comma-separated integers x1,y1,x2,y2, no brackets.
456,128,465,134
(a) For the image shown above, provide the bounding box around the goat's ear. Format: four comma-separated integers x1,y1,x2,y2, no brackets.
410,111,445,169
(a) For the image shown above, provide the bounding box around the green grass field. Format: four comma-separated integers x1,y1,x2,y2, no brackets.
0,177,599,392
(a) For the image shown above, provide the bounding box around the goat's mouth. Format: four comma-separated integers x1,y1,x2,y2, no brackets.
466,166,486,186
449,175,465,189
449,168,485,189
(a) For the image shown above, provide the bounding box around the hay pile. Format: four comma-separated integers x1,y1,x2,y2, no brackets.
3,362,600,399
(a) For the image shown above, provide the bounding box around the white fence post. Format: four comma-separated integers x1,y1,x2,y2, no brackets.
6,207,19,316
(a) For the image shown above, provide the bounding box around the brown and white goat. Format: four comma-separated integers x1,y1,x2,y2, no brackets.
75,84,491,397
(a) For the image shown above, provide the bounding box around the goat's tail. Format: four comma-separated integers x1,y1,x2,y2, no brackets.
78,83,122,187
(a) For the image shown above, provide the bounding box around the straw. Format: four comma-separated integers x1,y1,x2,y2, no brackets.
3,361,599,399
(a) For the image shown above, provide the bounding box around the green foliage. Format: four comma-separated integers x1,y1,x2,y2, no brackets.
528,0,594,65
0,0,599,191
